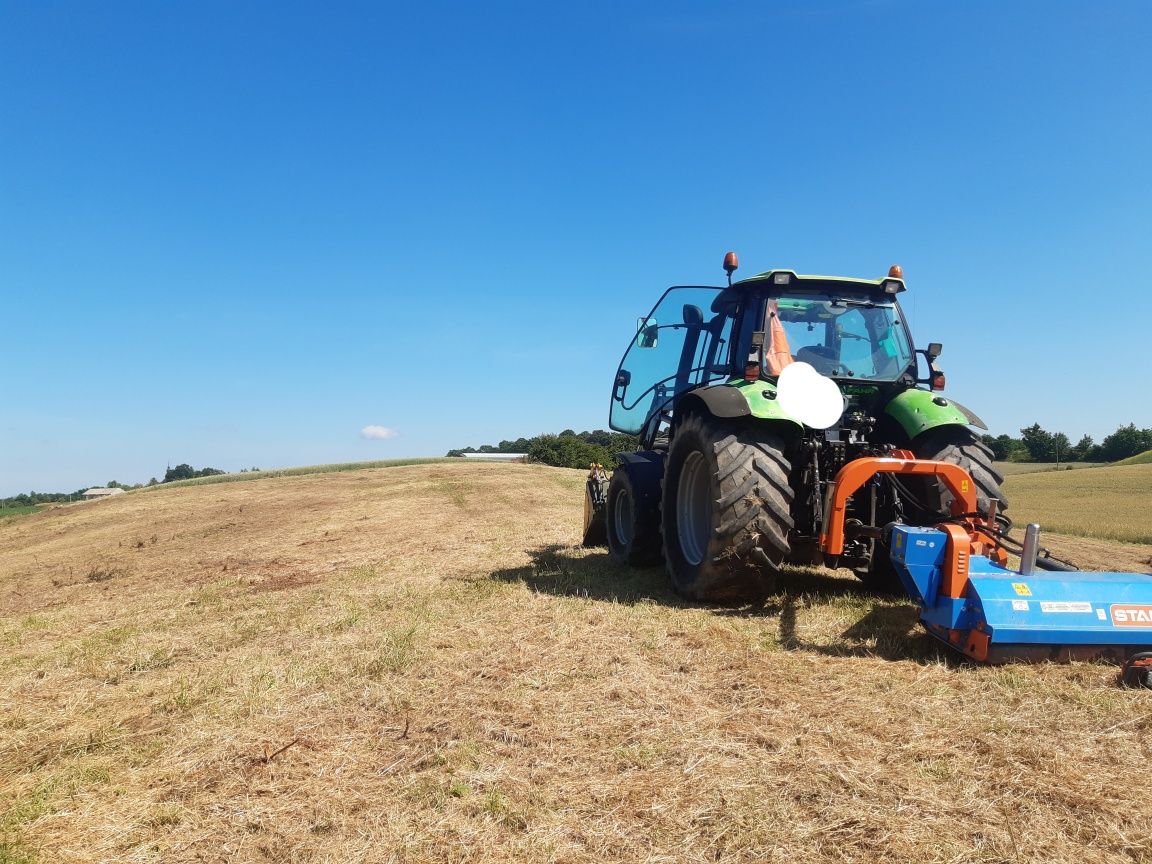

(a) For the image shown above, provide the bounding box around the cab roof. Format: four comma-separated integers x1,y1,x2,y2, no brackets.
733,269,904,294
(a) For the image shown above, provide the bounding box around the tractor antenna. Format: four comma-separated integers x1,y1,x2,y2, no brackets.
723,251,739,287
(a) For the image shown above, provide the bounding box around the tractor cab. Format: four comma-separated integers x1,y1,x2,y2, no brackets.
610,268,931,453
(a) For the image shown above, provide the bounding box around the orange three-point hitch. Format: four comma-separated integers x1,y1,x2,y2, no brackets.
819,457,983,594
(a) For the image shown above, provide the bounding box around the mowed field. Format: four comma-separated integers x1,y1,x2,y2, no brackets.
2,463,1152,864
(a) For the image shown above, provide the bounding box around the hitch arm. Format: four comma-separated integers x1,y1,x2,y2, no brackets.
819,457,979,558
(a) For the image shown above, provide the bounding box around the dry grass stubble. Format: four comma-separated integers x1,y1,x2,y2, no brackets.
2,463,1151,863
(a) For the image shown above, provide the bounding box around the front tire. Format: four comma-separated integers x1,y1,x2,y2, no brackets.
662,414,794,602
606,468,662,566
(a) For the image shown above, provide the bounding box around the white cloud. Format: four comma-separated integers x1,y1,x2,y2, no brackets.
360,425,400,440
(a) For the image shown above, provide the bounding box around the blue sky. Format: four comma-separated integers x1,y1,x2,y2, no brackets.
2,0,1150,495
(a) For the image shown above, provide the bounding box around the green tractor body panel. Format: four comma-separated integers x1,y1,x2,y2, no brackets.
675,379,802,426
884,388,973,439
693,379,978,442
724,378,803,428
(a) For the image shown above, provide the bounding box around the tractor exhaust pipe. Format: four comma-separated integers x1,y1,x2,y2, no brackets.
1019,523,1041,575
1013,523,1079,572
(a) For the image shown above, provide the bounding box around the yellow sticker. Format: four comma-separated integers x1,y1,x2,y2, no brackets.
894,532,904,548
1012,583,1032,597
961,480,970,493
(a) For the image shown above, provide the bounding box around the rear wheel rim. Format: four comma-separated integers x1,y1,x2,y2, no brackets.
613,488,634,547
677,451,711,566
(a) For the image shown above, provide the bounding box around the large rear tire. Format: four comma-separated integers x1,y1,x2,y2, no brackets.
662,414,794,602
913,426,1009,521
606,468,663,566
856,426,1008,594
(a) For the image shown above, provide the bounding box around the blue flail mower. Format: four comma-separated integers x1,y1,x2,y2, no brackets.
890,524,1152,678
818,456,1152,688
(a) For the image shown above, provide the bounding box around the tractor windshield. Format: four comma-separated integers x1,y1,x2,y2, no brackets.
764,293,914,381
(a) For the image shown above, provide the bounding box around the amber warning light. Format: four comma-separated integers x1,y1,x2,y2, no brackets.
723,251,739,286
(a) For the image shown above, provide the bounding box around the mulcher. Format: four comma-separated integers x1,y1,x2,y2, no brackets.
583,252,1152,688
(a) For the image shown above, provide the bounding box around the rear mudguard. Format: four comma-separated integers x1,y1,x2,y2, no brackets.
616,451,666,506
677,380,803,432
884,389,986,440
585,454,666,546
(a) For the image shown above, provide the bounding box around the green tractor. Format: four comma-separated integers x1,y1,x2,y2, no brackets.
583,253,1008,600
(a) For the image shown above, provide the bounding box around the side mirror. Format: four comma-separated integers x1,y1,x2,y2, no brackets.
916,344,946,390
637,317,659,348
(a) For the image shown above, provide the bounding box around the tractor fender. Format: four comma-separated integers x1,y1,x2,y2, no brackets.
884,389,987,439
678,381,804,431
616,450,666,508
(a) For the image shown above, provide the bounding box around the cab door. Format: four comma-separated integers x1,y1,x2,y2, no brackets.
610,286,732,435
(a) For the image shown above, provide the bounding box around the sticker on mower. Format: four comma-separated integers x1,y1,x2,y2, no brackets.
1110,605,1152,627
1040,601,1093,614
1011,600,1030,612
1012,583,1032,597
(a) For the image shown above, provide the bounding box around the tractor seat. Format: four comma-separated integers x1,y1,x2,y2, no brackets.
795,345,838,375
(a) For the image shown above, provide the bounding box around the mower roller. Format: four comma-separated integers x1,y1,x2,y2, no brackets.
585,252,1152,686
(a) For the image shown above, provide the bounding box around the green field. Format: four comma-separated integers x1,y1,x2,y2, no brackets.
994,461,1095,475
0,505,39,519
1003,461,1152,544
1115,449,1152,466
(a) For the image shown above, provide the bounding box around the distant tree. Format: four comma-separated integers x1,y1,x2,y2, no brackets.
1068,435,1095,462
448,430,640,466
163,464,196,482
1099,423,1152,462
527,434,612,469
1019,424,1056,462
147,477,159,486
981,434,1019,461
162,464,224,482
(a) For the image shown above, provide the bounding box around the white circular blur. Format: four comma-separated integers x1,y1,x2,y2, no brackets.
776,362,846,429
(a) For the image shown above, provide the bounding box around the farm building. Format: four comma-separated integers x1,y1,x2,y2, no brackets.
82,487,125,500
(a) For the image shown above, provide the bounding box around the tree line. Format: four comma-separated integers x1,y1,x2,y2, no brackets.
451,422,1152,471
1,463,242,509
448,430,641,469
982,422,1152,463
